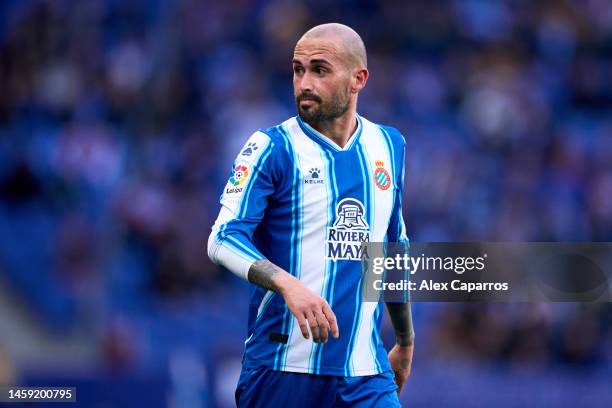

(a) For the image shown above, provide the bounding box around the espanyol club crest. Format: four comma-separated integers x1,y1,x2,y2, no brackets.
326,198,370,261
373,160,391,190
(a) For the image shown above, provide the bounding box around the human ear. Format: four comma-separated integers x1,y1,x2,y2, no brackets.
351,68,369,93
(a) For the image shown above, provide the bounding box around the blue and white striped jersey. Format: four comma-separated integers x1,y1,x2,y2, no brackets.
208,114,408,377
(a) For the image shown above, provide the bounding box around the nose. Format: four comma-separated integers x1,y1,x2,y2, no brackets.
298,72,314,94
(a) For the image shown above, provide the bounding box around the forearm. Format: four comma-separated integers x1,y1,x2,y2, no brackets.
385,302,415,347
248,259,296,294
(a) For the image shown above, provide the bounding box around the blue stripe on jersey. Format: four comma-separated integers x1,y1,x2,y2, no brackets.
282,123,305,371
224,235,262,260
273,129,292,370
221,239,257,263
343,142,371,376
308,143,332,373
216,224,261,263
323,151,340,309
313,148,338,374
240,143,274,218
379,125,409,301
370,303,381,372
236,125,296,372
275,123,303,371
359,139,380,370
271,124,294,370
372,302,385,371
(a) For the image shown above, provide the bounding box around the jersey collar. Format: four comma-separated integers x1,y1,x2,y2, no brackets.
296,114,363,152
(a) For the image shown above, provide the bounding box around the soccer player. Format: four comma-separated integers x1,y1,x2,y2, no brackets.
208,23,414,407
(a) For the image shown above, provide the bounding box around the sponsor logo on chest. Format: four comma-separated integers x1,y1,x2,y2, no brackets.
304,167,324,185
326,198,370,261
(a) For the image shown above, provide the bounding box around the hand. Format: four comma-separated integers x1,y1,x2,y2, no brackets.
274,273,339,343
388,344,413,396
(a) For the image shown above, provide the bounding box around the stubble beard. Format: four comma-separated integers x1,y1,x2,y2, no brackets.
296,88,351,125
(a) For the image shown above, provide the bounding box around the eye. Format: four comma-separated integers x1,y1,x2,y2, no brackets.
293,65,304,74
315,66,327,75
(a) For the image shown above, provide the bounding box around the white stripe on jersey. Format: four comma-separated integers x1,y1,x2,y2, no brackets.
281,119,331,372
348,117,396,374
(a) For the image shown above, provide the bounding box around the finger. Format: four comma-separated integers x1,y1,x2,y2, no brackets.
394,374,404,394
322,303,339,338
306,311,320,343
297,314,310,339
314,309,330,343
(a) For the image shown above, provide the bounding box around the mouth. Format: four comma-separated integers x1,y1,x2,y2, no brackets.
299,98,319,109
298,94,321,103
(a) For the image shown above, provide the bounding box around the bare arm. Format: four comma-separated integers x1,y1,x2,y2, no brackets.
248,259,339,343
386,302,415,396
386,302,415,347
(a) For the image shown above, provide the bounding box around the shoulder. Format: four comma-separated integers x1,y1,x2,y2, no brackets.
256,117,298,151
235,118,295,164
237,118,298,178
379,124,407,149
359,115,406,148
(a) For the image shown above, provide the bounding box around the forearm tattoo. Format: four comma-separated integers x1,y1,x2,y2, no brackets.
386,302,415,347
248,259,282,291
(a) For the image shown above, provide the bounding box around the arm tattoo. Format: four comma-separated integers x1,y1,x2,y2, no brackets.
248,259,283,291
386,302,415,347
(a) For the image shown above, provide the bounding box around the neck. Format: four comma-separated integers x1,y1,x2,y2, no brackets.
307,104,358,149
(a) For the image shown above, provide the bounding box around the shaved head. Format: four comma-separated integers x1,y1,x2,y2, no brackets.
292,23,369,128
300,23,367,69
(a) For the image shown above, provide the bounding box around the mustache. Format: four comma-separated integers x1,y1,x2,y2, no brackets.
296,92,322,103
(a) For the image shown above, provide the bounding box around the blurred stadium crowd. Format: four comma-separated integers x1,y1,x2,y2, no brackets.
0,0,611,406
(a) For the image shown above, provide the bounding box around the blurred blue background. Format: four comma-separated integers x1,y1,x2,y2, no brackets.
0,0,611,407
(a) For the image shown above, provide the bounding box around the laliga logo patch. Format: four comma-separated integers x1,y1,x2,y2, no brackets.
373,160,391,191
226,163,249,194
229,164,249,186
326,198,370,261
